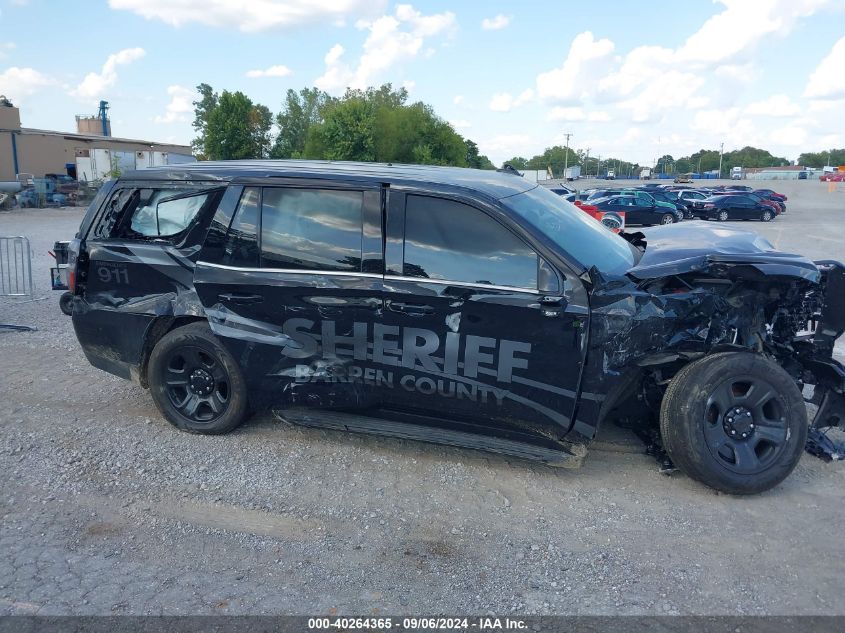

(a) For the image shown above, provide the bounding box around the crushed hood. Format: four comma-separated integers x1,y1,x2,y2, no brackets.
627,221,820,282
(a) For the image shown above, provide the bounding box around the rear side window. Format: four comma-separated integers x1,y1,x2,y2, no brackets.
403,195,537,290
129,189,211,237
96,187,215,240
260,188,363,271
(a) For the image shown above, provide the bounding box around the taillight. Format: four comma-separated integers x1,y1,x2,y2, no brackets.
67,239,81,293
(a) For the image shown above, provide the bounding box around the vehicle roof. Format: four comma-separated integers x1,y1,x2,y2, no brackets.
119,159,536,200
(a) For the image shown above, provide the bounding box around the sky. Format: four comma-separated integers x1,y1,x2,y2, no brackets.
1,0,844,167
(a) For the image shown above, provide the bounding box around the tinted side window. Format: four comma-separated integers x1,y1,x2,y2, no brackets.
403,195,537,290
222,187,259,267
261,188,363,271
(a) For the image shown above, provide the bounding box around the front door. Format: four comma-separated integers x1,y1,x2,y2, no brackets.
376,190,587,440
194,181,385,411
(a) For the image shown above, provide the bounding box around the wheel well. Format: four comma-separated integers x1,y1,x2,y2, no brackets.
139,316,206,388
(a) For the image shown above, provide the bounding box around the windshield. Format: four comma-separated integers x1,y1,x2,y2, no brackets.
504,185,636,275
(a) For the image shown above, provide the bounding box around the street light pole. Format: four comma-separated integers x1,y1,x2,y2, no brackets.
718,142,724,178
563,132,573,179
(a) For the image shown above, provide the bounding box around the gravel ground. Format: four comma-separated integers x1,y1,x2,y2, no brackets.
1,179,844,616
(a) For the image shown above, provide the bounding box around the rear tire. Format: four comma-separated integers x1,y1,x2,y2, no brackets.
761,210,773,222
148,323,249,434
717,210,729,221
59,292,73,316
659,352,807,494
660,214,675,225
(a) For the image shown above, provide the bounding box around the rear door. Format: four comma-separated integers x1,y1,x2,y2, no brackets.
74,181,223,378
193,180,384,411
377,190,588,439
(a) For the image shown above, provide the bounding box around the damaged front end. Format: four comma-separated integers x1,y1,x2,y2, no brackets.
579,222,845,462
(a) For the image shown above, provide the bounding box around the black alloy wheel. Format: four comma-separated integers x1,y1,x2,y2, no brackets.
148,323,249,434
701,375,788,475
660,352,807,494
162,345,231,424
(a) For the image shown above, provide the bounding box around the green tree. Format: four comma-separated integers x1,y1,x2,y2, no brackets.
797,149,845,168
191,83,218,159
203,91,269,160
307,95,376,161
271,87,333,158
250,103,273,159
504,156,529,169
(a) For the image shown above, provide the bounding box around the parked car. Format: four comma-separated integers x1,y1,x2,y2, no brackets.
675,190,711,217
591,195,678,225
819,172,845,182
719,191,784,215
64,161,845,494
724,185,754,192
599,190,685,222
691,194,778,222
674,173,694,183
752,188,787,202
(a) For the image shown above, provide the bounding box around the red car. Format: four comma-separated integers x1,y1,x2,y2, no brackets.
820,172,845,182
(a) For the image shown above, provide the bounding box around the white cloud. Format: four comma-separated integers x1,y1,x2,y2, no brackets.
489,89,533,112
536,31,615,103
71,47,146,101
804,36,845,100
481,14,510,30
450,119,471,129
616,71,705,122
108,0,386,32
676,0,831,66
246,64,292,78
453,95,464,105
0,66,52,102
154,85,196,123
479,133,532,157
315,4,455,93
548,108,611,123
771,125,808,146
744,94,801,117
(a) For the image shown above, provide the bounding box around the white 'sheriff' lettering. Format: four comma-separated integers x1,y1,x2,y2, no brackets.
280,318,531,384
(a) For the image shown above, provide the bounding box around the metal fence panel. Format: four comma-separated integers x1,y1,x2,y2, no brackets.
0,236,34,297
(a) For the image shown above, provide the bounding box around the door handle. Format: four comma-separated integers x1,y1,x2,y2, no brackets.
218,293,264,305
388,301,434,316
539,296,564,307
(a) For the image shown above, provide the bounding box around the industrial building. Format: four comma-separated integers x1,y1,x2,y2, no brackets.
0,98,194,182
743,165,813,180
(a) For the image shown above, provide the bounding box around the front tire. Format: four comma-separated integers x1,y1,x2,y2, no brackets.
660,213,675,225
717,210,729,221
148,323,249,434
761,210,773,222
659,352,807,494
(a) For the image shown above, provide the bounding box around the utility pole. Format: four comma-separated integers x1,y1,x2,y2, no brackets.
563,132,573,178
584,147,590,178
718,142,724,178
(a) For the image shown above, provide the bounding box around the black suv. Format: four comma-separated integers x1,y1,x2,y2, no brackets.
66,161,845,494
